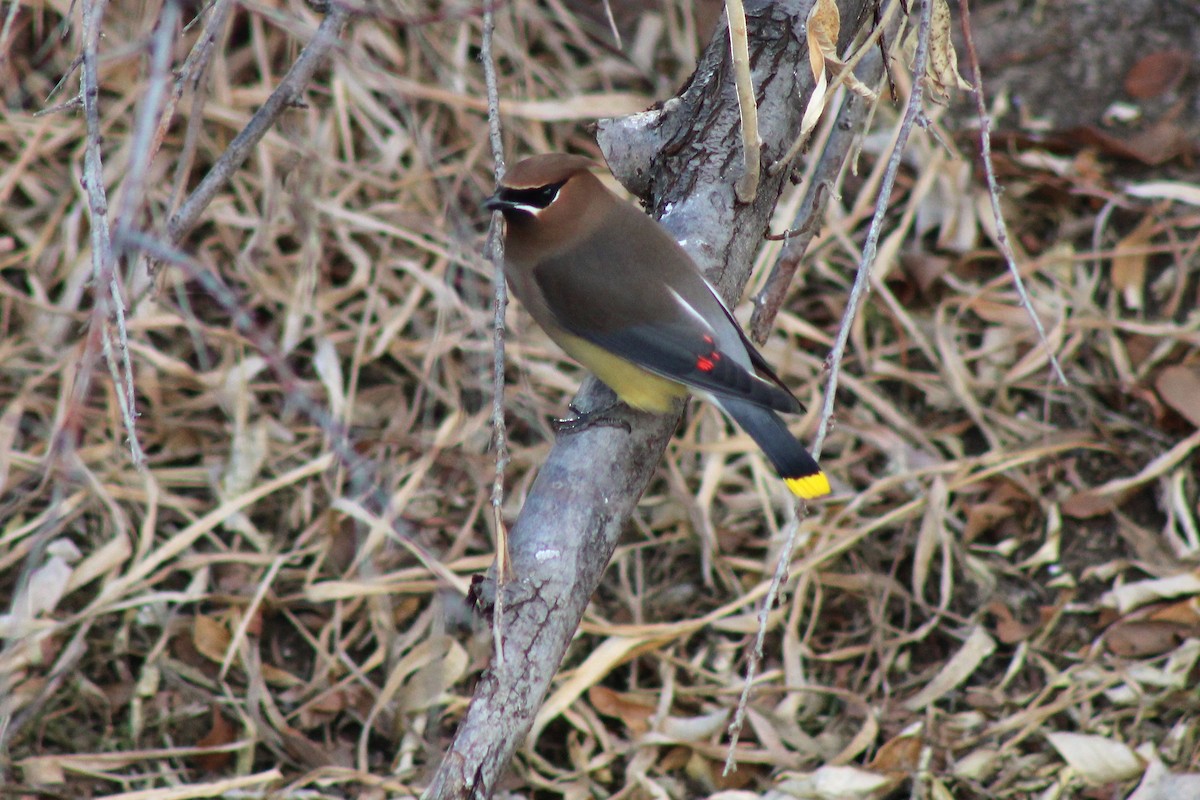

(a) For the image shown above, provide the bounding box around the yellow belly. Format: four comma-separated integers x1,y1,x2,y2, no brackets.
557,334,688,413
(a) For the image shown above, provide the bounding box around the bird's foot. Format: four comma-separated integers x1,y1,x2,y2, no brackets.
552,400,632,435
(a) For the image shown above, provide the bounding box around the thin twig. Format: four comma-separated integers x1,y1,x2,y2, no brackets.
749,44,887,342
601,0,622,48
772,0,899,175
0,0,21,66
166,0,236,221
119,231,426,555
728,0,932,765
726,0,761,203
113,0,179,258
166,2,350,243
813,0,934,459
722,507,801,774
724,4,916,775
481,0,510,667
80,0,147,468
726,5,916,771
958,0,1068,386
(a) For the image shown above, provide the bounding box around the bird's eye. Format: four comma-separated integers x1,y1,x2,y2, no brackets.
500,181,565,210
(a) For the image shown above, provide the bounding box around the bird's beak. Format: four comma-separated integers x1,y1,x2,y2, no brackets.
484,192,507,212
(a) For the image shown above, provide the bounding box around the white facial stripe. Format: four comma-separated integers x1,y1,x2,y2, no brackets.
505,203,545,216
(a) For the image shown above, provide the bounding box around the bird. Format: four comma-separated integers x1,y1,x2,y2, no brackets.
484,153,830,500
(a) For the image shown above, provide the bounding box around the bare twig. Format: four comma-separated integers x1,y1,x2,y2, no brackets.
722,508,800,773
726,5,932,759
773,0,899,173
165,2,351,243
727,0,761,202
727,6,914,767
812,0,934,459
0,0,20,66
166,0,236,220
481,0,511,666
722,14,904,772
749,44,887,342
957,0,1068,386
601,0,622,48
113,0,179,258
119,231,424,553
79,0,146,468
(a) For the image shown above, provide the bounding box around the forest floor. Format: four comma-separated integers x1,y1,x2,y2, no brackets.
1,1,1198,798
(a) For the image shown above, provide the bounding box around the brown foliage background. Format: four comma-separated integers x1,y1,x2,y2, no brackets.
1,0,1198,797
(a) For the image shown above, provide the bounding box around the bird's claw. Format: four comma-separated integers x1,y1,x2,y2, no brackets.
552,401,631,434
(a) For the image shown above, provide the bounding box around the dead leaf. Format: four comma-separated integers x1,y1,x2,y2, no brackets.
1102,572,1200,615
900,253,952,295
1105,620,1191,657
1156,364,1200,428
65,532,130,594
1061,490,1119,519
905,626,996,711
967,298,1030,327
1124,50,1191,100
295,686,369,729
0,545,78,638
796,0,877,151
868,729,923,773
1111,215,1156,309
588,685,655,735
314,335,345,417
1069,116,1197,165
799,0,838,146
1147,597,1200,626
926,0,972,98
963,502,1016,543
659,709,729,741
806,0,839,81
778,765,898,798
261,663,304,688
987,601,1036,644
215,562,257,593
531,634,673,743
660,746,691,772
194,706,236,773
1125,118,1197,165
282,727,349,768
1128,768,1200,800
18,754,65,785
394,637,469,714
1045,732,1144,786
192,615,232,664
1126,181,1200,206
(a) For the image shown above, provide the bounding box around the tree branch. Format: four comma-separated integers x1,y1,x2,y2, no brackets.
165,2,351,243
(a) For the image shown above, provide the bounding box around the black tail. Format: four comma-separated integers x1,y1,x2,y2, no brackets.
716,397,830,499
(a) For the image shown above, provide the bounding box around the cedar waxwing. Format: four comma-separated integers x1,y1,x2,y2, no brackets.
485,154,831,500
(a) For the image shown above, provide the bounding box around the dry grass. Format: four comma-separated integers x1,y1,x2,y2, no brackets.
1,1,1198,798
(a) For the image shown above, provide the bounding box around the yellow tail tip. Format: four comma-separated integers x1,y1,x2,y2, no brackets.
786,472,831,500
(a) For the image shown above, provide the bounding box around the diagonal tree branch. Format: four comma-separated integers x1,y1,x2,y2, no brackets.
164,2,351,244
